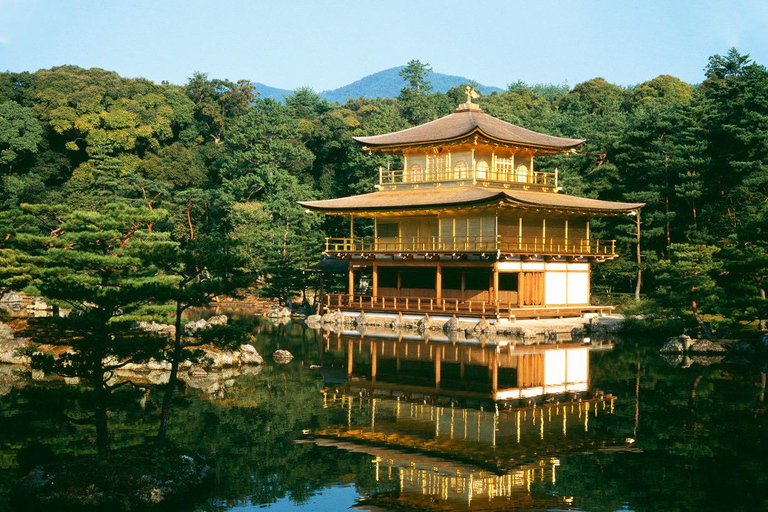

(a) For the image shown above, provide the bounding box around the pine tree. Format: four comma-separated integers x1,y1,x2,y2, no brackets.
21,202,177,456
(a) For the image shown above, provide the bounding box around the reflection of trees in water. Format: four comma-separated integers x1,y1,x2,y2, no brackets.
3,326,768,511
563,343,768,512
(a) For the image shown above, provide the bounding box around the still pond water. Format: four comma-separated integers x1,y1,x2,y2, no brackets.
1,312,767,511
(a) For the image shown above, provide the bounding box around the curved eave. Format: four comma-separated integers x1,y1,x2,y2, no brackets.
299,197,504,215
354,127,585,154
299,189,644,217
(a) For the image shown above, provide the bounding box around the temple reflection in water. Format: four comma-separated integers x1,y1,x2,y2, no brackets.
305,329,627,510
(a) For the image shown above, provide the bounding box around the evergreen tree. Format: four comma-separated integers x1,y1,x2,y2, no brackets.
20,203,176,455
398,60,436,125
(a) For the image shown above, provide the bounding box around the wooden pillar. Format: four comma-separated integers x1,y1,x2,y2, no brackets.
460,270,466,299
492,262,499,302
372,261,378,298
348,266,354,296
436,262,442,299
435,346,442,392
491,349,499,397
371,340,378,384
397,270,402,293
347,338,354,378
350,215,354,239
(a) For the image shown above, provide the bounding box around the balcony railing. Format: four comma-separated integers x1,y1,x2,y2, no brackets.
379,164,558,187
324,236,616,256
324,293,615,318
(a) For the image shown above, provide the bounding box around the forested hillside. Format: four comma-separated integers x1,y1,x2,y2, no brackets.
253,65,502,103
1,51,766,333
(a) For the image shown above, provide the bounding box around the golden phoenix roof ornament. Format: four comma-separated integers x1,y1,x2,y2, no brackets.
465,85,480,104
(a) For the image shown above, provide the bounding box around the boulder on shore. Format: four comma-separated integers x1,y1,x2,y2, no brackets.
267,307,292,319
305,314,322,328
443,316,461,332
27,299,51,311
417,315,438,332
136,321,176,336
471,317,494,334
354,311,368,327
0,293,23,311
0,322,14,341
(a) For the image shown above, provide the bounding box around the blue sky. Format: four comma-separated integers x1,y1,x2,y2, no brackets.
1,0,767,91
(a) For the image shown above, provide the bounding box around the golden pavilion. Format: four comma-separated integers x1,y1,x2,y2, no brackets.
300,90,643,320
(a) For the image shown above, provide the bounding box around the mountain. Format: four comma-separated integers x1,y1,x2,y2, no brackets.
253,82,293,102
319,66,503,103
253,66,503,104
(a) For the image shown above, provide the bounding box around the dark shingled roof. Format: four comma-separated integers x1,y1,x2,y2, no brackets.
299,186,644,215
353,107,585,151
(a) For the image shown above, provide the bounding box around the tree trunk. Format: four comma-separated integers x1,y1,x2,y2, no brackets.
635,211,642,302
691,374,703,400
155,300,183,453
94,366,110,457
316,276,324,315
692,299,713,338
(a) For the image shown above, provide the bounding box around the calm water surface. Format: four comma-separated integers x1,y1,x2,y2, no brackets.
1,311,767,511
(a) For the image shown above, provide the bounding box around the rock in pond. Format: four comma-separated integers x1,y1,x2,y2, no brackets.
689,339,727,354
238,344,264,365
660,335,695,353
273,349,294,363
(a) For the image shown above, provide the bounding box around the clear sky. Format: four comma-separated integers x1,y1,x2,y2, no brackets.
1,0,767,91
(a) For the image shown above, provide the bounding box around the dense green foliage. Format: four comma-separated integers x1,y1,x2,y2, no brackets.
1,48,767,331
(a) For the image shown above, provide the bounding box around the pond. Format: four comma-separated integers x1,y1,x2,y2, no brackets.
1,311,767,511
